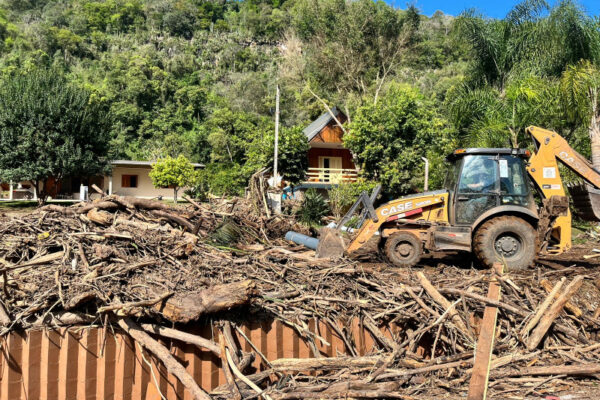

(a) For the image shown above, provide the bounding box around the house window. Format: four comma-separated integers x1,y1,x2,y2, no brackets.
122,175,138,188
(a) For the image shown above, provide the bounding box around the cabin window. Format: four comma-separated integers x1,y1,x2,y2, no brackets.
121,175,138,188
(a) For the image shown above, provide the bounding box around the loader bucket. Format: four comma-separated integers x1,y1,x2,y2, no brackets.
568,183,600,221
315,227,345,259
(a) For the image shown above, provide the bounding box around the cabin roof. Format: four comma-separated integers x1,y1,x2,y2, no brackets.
111,160,205,168
302,107,341,142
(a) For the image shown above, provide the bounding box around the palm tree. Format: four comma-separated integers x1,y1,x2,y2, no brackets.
446,72,545,147
455,0,549,91
451,0,600,162
559,61,600,167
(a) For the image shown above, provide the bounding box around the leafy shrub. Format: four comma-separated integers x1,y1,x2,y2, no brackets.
184,169,208,202
297,189,329,226
328,183,356,219
203,163,247,197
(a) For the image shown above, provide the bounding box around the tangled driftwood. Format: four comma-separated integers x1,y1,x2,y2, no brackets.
2,195,600,399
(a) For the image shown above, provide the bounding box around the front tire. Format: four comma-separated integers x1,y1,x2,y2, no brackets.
473,216,536,270
384,232,422,268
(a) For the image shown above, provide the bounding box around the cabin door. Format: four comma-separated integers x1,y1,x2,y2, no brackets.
318,156,343,183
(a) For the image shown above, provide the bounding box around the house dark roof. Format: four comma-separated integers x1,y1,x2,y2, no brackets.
111,160,204,168
302,107,340,142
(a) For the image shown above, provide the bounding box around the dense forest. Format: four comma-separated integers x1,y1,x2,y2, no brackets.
0,0,598,196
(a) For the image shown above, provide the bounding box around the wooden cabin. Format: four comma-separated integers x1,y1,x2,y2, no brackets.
303,107,358,186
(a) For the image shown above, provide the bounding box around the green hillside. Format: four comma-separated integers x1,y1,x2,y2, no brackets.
0,0,598,195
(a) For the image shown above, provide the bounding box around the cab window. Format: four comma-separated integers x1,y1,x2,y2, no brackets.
458,155,498,193
443,160,460,192
499,155,531,206
499,156,528,196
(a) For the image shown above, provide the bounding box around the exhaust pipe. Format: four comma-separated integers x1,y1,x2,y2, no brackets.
422,157,429,192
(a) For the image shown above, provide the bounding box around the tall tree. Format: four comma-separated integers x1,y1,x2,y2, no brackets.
451,0,600,154
345,83,455,196
285,0,410,116
0,68,111,202
455,0,549,90
446,72,546,147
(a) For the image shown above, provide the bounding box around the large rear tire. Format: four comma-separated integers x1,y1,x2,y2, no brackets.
473,216,536,270
384,232,422,268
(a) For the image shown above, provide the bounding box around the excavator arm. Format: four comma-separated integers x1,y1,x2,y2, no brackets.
527,126,600,252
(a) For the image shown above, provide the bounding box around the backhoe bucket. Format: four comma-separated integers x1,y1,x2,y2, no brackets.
315,184,382,259
568,183,600,221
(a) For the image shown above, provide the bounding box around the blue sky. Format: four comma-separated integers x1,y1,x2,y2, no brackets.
384,0,600,18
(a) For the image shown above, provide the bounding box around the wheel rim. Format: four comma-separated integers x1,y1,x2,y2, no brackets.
395,241,415,259
494,233,522,259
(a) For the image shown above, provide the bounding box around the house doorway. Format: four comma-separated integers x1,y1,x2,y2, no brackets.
318,156,343,183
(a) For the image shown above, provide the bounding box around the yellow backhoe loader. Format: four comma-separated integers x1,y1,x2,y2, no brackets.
320,126,600,270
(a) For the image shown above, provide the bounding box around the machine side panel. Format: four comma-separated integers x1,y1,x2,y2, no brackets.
346,192,448,254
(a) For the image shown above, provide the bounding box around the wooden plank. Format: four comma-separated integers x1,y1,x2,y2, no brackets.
467,263,503,400
520,278,565,338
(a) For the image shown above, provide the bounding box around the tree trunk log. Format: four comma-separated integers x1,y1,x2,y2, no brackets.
273,381,403,399
107,195,170,211
157,280,257,323
40,204,77,215
527,276,584,350
417,272,473,340
151,210,195,232
270,356,379,372
540,278,582,317
589,109,600,169
116,318,211,400
0,302,11,326
140,323,221,356
494,363,600,378
521,278,565,338
87,208,113,226
32,311,94,327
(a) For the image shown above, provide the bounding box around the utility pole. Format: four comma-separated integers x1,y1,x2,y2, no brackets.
273,84,280,183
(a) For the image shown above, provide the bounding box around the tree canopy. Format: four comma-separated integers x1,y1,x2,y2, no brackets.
149,155,196,203
0,0,597,196
345,83,455,195
449,0,600,158
0,67,110,200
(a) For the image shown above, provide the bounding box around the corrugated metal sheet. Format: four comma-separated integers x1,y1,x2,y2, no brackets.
0,318,398,400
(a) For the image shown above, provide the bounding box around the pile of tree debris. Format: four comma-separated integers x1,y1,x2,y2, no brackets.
1,196,600,399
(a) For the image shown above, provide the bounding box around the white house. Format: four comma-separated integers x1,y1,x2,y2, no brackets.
0,160,204,201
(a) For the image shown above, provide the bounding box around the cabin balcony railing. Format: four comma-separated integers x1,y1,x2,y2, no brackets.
304,167,358,184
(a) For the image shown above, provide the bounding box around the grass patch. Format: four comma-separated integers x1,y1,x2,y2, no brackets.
0,200,78,210
0,201,37,209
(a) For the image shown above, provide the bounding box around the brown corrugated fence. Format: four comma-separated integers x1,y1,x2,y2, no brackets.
0,318,401,400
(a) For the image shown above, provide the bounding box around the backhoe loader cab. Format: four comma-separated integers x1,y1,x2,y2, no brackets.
444,148,535,227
